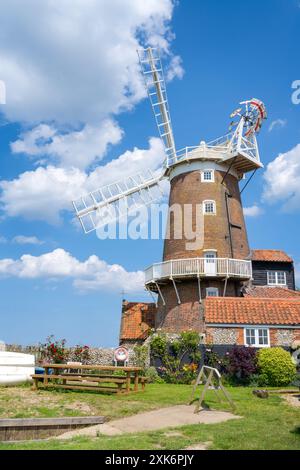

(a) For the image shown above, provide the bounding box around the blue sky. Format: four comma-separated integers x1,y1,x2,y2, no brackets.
0,0,299,347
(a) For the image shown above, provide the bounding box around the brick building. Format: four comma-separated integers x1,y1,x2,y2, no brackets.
120,250,300,348
205,297,300,348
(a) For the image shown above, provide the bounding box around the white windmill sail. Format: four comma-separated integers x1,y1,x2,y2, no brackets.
73,170,164,233
137,47,176,166
73,47,175,234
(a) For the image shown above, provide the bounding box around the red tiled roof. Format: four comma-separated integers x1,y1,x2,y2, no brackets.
243,286,300,299
251,249,293,263
120,301,156,341
205,297,300,326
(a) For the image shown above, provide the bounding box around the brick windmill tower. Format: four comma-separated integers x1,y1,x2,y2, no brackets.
73,48,267,334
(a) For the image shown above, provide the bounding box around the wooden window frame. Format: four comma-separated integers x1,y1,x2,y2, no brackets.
244,327,270,348
201,169,214,183
203,200,216,215
267,271,287,286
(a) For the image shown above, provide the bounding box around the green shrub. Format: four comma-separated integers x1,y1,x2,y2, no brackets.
133,344,149,373
150,331,201,384
257,347,296,386
145,366,165,383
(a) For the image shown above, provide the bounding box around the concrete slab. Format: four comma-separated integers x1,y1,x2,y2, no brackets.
58,405,241,440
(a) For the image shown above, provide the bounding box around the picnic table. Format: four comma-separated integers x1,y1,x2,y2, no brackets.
31,364,147,394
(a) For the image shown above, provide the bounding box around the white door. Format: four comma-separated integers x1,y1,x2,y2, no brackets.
204,252,217,276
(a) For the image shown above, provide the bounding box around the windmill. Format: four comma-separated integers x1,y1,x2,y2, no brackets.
73,47,267,333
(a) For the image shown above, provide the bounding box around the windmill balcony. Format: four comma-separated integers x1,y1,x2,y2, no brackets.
145,257,252,286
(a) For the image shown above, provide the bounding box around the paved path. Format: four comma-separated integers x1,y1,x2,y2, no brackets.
58,405,241,439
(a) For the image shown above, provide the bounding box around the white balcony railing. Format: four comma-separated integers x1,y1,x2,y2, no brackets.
164,131,262,172
145,257,252,284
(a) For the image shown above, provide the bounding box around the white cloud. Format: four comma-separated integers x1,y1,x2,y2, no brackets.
0,1,180,229
0,0,178,124
0,236,7,244
0,137,166,224
268,119,287,132
10,120,123,170
262,143,300,211
166,55,184,81
0,166,85,224
12,235,44,245
243,205,264,217
0,248,144,293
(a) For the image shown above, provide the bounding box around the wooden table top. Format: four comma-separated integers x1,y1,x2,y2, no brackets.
42,364,142,372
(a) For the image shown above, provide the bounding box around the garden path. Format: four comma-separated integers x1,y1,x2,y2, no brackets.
57,405,241,439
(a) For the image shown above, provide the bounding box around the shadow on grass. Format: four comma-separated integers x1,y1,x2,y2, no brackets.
290,426,300,435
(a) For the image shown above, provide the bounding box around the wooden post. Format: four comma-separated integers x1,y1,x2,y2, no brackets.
134,372,139,392
44,367,49,386
194,369,213,413
32,377,39,391
126,372,131,393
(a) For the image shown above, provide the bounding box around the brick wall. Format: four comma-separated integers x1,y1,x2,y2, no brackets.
163,168,250,261
155,167,249,332
156,279,242,332
206,326,300,347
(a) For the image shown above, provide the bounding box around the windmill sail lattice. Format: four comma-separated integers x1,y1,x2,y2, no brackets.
72,170,163,233
73,47,173,234
137,47,176,165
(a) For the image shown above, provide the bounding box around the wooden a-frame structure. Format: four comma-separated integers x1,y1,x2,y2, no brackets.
189,365,235,413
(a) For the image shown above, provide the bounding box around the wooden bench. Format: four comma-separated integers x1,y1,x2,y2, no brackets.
31,364,146,394
32,374,149,393
32,374,127,394
62,373,148,386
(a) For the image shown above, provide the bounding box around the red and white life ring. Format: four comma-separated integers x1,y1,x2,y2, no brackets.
114,347,129,363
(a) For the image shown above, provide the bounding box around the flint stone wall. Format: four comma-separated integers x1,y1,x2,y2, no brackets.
5,344,140,366
275,329,294,347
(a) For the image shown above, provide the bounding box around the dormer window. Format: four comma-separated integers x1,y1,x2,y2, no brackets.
201,169,214,183
267,271,286,286
206,287,219,297
203,200,216,215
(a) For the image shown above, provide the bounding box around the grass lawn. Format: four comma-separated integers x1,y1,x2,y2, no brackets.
0,384,299,450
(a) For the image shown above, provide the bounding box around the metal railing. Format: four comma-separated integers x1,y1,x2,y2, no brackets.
164,131,261,169
145,257,252,284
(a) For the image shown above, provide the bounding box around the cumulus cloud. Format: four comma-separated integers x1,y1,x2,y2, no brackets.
0,1,178,227
268,119,287,132
0,0,179,124
0,137,166,224
10,120,123,170
12,235,44,245
263,143,300,211
243,205,264,217
0,248,144,293
166,55,184,81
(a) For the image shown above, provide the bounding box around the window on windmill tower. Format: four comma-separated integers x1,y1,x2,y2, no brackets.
267,271,287,286
206,287,219,297
201,169,214,182
203,200,216,215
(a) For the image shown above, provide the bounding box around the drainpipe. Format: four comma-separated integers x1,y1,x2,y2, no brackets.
225,191,234,259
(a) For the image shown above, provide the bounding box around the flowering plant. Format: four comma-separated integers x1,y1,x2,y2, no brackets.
72,345,90,364
39,335,67,364
151,331,201,384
